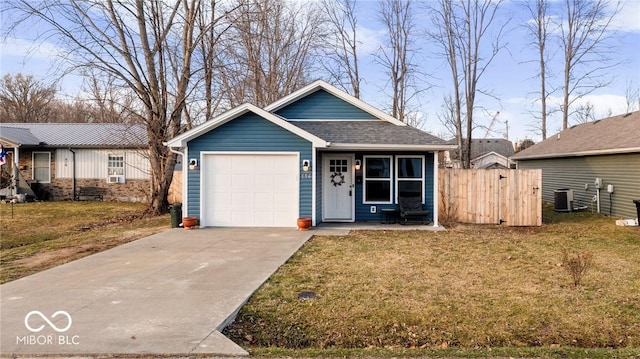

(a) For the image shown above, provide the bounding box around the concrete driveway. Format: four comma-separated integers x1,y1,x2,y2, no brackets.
0,227,316,356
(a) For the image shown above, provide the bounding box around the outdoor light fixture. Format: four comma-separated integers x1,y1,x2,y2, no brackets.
354,159,361,171
302,159,310,172
188,158,198,170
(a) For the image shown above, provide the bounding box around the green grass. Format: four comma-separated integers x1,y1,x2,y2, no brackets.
223,207,640,358
0,201,170,283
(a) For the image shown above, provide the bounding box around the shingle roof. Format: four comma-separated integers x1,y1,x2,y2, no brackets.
511,111,640,160
0,123,148,148
290,120,450,147
447,138,514,160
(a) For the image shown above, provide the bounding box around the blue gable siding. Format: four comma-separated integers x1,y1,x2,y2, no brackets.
185,113,313,220
275,89,376,120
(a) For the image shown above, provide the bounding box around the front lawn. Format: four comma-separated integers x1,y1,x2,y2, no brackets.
224,208,640,358
0,201,170,283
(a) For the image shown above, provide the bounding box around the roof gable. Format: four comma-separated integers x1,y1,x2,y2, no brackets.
512,111,640,160
0,123,148,148
264,80,406,126
274,89,376,120
165,103,328,148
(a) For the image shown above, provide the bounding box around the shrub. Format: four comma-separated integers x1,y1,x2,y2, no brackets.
561,249,594,287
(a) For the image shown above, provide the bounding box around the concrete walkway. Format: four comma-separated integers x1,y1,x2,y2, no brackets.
0,228,314,356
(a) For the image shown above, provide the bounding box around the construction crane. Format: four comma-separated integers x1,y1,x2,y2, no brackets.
484,111,501,137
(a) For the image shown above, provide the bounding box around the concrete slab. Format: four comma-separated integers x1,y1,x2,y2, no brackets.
0,228,313,356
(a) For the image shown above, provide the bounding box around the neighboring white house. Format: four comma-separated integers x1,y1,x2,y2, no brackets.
443,138,515,169
0,123,151,202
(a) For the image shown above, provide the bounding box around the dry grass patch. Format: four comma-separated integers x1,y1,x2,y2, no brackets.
0,201,170,283
224,211,640,352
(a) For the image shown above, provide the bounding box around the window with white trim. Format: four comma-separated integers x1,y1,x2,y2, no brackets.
363,156,392,203
32,152,51,183
396,156,424,203
108,154,125,183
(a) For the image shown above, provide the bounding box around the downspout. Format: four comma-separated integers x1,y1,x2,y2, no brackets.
433,151,439,228
69,148,76,201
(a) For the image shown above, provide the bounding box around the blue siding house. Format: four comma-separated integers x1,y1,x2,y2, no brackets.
165,81,454,228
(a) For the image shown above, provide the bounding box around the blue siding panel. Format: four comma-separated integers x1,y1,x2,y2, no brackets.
315,151,435,223
186,113,313,220
275,89,376,120
351,152,435,222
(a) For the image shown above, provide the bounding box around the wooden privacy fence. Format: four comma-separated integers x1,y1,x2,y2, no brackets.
439,169,542,226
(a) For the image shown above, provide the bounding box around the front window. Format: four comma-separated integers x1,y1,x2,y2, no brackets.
108,154,125,182
32,152,51,183
396,156,424,202
363,156,392,203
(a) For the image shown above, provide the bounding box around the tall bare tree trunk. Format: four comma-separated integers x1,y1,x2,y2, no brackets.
559,0,619,129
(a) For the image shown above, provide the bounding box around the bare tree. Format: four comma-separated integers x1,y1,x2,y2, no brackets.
190,0,237,126
624,80,640,113
3,0,228,214
574,101,596,124
320,0,361,98
0,73,57,123
524,0,553,140
376,0,421,123
220,0,325,108
559,0,620,129
427,0,508,168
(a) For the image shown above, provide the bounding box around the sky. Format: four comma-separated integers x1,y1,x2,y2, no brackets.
1,0,639,144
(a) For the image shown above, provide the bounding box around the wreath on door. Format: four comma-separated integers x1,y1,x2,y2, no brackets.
330,172,345,186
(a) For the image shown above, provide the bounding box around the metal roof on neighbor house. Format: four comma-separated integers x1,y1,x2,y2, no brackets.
0,123,148,148
290,120,452,147
0,126,41,146
512,111,640,160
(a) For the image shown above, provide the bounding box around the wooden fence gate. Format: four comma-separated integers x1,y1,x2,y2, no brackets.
439,169,542,226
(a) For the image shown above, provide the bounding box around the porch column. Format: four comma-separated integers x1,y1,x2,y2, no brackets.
13,147,19,196
433,151,439,228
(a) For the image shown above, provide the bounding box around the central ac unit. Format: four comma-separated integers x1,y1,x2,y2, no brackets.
554,189,573,212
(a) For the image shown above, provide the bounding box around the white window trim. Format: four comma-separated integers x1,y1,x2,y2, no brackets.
107,153,126,183
395,155,425,204
363,155,393,204
32,151,51,183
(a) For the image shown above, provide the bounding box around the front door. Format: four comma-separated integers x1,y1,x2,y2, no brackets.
323,155,354,221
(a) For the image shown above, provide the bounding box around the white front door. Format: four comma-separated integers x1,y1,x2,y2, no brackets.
323,155,354,221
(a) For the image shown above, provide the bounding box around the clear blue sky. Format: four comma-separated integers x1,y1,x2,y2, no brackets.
1,0,639,143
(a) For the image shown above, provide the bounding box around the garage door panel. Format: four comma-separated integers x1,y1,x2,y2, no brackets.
254,192,274,210
253,211,274,226
203,154,298,227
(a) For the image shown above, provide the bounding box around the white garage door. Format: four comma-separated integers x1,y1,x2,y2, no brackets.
202,153,299,227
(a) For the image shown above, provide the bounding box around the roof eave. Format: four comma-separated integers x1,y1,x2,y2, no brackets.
326,143,457,151
512,146,640,161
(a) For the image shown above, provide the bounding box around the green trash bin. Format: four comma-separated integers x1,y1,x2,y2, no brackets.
170,203,182,228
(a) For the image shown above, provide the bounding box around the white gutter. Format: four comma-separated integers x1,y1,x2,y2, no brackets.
325,143,457,151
